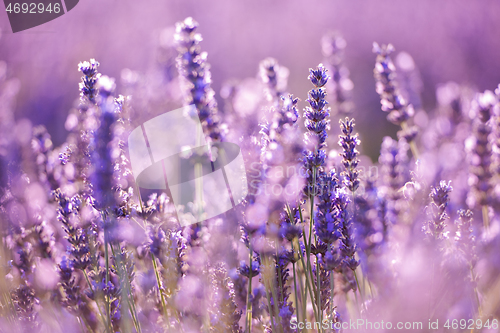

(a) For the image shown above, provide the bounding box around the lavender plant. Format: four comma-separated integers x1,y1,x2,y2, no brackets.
1,17,500,333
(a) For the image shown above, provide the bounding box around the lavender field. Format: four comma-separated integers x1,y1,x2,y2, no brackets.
1,2,500,332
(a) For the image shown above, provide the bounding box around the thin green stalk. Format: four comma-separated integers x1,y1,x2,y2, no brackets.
262,263,278,333
293,237,319,320
353,269,366,313
401,121,419,160
300,167,324,323
286,203,319,319
111,245,141,333
330,270,334,320
470,265,482,317
83,270,109,333
245,240,253,333
152,253,170,329
264,255,284,333
482,205,490,232
276,246,285,307
368,280,375,299
306,165,316,267
292,260,300,327
328,244,335,323
77,316,86,333
104,237,111,330
316,256,322,333
285,204,302,326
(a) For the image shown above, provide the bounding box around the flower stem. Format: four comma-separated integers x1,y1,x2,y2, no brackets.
482,205,490,232
245,239,253,333
152,253,170,329
401,121,419,160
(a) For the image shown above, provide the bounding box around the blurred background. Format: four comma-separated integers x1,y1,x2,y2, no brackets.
1,0,500,159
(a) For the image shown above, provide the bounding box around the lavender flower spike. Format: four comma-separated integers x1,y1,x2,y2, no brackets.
373,43,419,145
259,57,289,104
336,188,359,271
321,32,354,115
466,90,497,208
424,180,452,241
339,118,361,193
304,64,331,152
314,170,341,245
78,59,101,104
91,78,118,211
175,17,223,142
302,64,331,199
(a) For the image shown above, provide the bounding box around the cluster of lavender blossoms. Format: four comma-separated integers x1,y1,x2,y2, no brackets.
0,17,499,333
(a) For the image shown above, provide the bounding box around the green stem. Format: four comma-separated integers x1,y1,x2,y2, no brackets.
262,261,278,333
111,245,141,333
294,237,319,320
291,241,300,329
330,270,334,321
104,233,111,331
482,205,490,232
353,269,366,313
470,265,482,317
83,270,108,333
401,121,419,160
245,240,253,333
286,203,319,318
152,253,170,329
316,255,322,333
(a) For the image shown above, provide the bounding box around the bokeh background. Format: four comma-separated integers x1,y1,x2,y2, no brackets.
1,0,500,159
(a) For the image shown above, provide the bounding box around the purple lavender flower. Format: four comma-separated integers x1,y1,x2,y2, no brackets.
78,59,101,104
335,188,359,271
301,64,331,201
33,221,55,260
373,43,419,143
259,57,289,104
210,265,243,333
266,253,294,333
314,170,341,245
379,136,409,224
11,285,39,331
492,85,500,181
58,256,97,329
313,255,332,312
175,17,223,142
90,86,118,212
54,190,91,270
259,94,299,165
279,206,303,242
339,117,361,193
304,64,330,151
466,90,497,208
31,125,60,192
424,180,452,241
454,209,476,265
321,32,354,115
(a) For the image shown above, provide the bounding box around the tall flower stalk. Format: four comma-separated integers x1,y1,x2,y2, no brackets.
373,43,419,159
175,17,223,142
302,64,330,326
466,90,497,230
